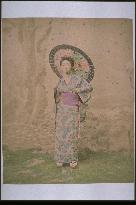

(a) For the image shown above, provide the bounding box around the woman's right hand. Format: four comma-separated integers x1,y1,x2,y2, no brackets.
56,95,60,103
55,91,62,103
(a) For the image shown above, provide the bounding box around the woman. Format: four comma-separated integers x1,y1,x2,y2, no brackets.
54,57,93,168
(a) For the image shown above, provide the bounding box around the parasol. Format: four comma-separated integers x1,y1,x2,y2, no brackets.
49,44,95,82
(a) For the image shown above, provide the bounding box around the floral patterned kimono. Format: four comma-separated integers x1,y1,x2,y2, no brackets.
54,74,93,164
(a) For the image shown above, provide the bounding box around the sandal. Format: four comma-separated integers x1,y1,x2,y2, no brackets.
56,162,63,167
70,161,78,168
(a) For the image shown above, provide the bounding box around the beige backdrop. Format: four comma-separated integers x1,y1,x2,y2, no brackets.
2,18,134,153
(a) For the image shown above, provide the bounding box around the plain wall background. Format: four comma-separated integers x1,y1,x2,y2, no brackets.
2,18,134,153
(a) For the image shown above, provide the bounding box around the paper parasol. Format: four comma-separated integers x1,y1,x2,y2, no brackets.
49,44,95,82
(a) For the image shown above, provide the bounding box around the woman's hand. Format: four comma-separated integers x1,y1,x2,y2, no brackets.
54,90,62,103
55,95,60,103
72,88,80,93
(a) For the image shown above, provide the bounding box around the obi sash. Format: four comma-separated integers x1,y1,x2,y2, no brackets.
61,92,80,106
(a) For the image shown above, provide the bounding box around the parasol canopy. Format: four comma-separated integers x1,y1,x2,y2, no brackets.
49,44,95,82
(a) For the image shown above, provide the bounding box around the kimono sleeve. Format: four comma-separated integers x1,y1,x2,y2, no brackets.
54,80,61,103
79,78,93,93
78,78,93,103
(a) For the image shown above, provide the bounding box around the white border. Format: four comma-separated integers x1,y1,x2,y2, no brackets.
1,184,134,200
1,1,135,18
1,1,135,200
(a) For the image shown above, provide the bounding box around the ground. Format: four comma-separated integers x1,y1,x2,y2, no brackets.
3,146,134,184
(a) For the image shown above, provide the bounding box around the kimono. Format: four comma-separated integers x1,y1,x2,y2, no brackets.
54,74,93,163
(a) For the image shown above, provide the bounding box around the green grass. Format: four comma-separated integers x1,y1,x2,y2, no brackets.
3,146,134,184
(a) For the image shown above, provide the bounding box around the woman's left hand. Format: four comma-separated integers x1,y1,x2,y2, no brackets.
72,88,80,93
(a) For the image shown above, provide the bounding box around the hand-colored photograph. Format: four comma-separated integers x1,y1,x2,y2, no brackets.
2,18,134,184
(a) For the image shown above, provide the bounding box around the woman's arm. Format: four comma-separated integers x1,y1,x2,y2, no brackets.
71,77,93,104
72,78,93,94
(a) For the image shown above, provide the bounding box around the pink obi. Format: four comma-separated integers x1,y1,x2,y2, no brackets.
61,92,80,106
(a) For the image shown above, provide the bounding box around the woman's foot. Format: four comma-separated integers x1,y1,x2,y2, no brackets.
56,162,63,167
70,161,78,168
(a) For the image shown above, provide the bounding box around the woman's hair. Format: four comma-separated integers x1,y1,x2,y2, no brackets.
60,57,75,68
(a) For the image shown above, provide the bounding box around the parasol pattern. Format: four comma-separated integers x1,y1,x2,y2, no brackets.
49,44,95,82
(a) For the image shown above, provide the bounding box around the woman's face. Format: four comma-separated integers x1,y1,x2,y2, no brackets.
60,60,72,75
